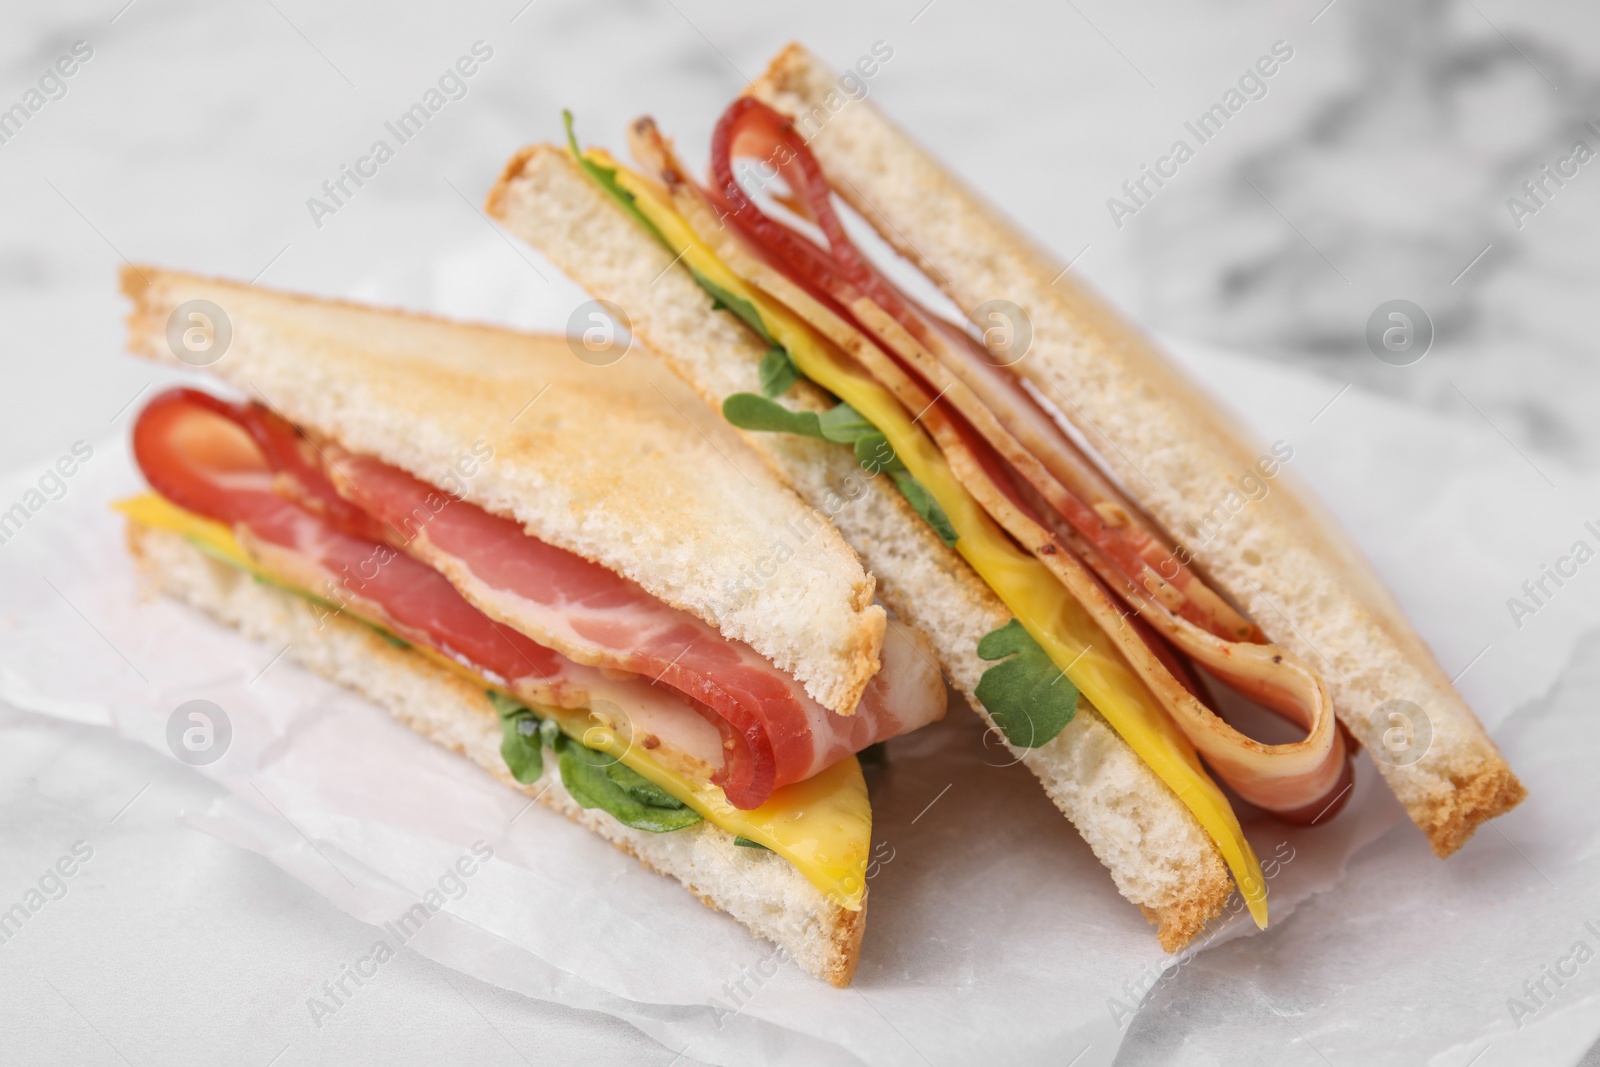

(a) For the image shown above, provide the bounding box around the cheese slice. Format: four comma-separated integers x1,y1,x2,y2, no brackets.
606,162,1269,926
115,492,871,910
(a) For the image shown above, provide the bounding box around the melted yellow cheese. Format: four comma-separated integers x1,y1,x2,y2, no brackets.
610,162,1269,925
115,492,871,910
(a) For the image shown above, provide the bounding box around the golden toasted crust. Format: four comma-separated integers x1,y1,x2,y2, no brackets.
746,42,1525,855
119,265,884,717
1421,758,1528,859
1141,868,1236,953
126,521,864,986
489,140,1235,949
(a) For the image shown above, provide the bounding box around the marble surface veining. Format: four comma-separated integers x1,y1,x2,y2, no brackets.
1134,0,1600,460
2,0,1596,471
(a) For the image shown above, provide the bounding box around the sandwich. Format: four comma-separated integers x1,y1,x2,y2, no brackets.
485,42,1526,949
115,266,948,986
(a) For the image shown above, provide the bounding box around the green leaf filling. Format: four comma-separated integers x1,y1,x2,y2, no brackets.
689,269,777,345
487,690,526,720
853,433,903,475
490,691,545,785
538,716,564,751
722,392,825,438
562,111,668,250
561,113,779,355
370,628,413,650
486,690,702,832
758,347,801,398
722,393,958,544
601,756,688,809
889,471,959,547
558,744,703,833
814,402,877,444
733,836,772,850
974,620,1079,748
184,516,705,834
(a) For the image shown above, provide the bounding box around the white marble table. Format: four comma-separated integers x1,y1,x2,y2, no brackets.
3,1,1598,1064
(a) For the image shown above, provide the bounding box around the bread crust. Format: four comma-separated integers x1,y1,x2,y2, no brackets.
745,43,1524,856
118,264,884,718
126,520,863,986
488,142,1237,947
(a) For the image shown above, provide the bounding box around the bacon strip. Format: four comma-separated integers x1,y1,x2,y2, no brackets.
633,102,1351,822
132,388,943,808
700,103,1258,643
324,450,942,805
134,389,561,686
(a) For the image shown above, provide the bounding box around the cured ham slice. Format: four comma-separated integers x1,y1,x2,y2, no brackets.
132,389,563,687
131,388,945,808
324,448,942,805
631,100,1351,822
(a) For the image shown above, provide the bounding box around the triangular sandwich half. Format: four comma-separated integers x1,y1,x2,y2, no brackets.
117,266,948,985
485,44,1523,950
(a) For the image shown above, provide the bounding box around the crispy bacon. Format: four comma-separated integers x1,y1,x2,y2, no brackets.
637,101,1352,823
132,388,945,809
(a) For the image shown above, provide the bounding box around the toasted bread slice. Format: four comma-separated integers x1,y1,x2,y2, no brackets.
489,144,1235,950
119,266,883,717
745,43,1524,855
127,521,863,984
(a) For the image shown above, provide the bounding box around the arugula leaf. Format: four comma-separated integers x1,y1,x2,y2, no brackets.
722,394,880,445
487,691,528,720
854,433,903,475
602,758,690,810
487,689,704,832
500,715,544,784
192,531,706,831
759,347,801,398
370,628,412,650
856,741,889,768
539,716,565,752
690,269,777,345
564,107,771,379
973,620,1079,748
562,110,780,374
723,396,958,544
733,836,772,850
558,745,703,832
488,691,545,784
562,111,668,249
815,403,876,444
723,392,825,437
890,471,959,547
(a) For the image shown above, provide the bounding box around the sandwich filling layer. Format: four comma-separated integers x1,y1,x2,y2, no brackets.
557,113,1321,925
124,386,949,908
683,102,1349,820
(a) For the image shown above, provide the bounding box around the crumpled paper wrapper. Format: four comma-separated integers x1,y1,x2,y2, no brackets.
2,241,1596,1065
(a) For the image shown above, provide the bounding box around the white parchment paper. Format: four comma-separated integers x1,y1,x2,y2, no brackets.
2,241,1596,1065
